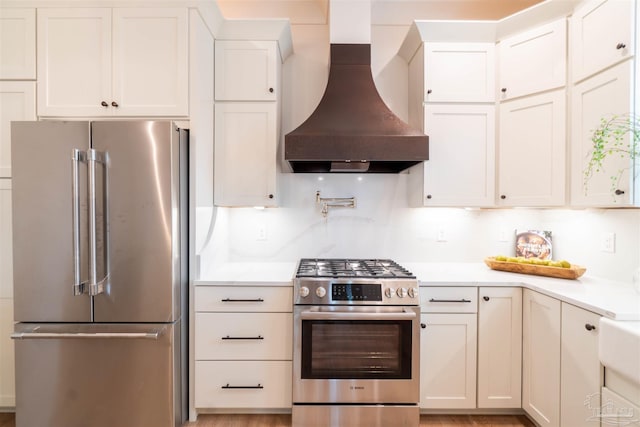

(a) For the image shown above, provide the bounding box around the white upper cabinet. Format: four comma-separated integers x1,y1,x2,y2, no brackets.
37,8,188,117
0,8,36,80
215,40,278,101
571,0,636,83
0,82,36,178
570,60,635,206
408,104,495,207
498,89,566,206
423,42,496,103
498,18,567,101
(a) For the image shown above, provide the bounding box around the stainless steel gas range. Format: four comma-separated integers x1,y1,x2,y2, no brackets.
292,259,420,427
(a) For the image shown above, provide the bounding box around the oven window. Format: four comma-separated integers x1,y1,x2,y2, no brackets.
301,320,412,379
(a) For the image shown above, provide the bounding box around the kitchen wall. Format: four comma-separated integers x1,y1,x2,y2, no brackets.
199,3,640,284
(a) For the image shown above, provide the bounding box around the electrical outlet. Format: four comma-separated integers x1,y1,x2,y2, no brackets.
436,228,447,242
601,232,615,253
257,224,267,241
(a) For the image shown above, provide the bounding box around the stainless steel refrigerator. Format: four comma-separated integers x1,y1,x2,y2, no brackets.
10,121,188,427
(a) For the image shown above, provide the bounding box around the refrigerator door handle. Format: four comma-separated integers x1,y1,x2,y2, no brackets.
11,330,163,340
71,149,87,296
87,149,108,296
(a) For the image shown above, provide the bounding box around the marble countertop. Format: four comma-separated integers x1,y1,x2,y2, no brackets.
195,261,640,320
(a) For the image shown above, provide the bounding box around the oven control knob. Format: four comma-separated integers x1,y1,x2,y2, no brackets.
408,287,418,299
315,286,327,298
384,287,394,299
396,287,408,298
299,286,310,298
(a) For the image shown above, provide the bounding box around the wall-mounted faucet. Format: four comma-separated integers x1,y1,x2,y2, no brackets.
316,191,356,217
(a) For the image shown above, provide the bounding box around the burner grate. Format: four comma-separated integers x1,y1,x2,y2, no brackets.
296,258,415,279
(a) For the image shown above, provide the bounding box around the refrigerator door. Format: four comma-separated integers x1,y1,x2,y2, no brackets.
90,121,185,323
12,321,183,427
11,121,92,322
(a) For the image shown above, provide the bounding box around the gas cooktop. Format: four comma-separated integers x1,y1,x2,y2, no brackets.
295,258,415,279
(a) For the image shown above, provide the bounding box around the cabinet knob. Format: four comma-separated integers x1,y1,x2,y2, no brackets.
615,189,625,195
426,194,432,200
268,194,274,199
268,87,274,93
420,323,426,329
500,195,506,200
111,101,119,107
483,296,490,301
101,101,109,107
427,89,432,94
501,88,507,93
616,43,626,50
585,323,596,331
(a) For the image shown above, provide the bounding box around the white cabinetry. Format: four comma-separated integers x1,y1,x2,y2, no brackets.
37,8,188,117
498,89,566,206
477,287,522,409
571,0,636,83
0,82,36,178
498,18,567,101
560,302,602,426
420,287,477,409
194,285,293,410
0,180,14,407
0,8,36,80
523,289,561,427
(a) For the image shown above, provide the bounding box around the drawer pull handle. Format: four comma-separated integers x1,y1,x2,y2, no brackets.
585,323,597,331
221,298,265,302
222,383,264,389
222,335,264,340
429,298,472,303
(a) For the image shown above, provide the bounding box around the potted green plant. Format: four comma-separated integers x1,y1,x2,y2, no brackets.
583,113,639,200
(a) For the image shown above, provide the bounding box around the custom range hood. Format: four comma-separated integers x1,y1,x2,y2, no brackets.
284,1,429,173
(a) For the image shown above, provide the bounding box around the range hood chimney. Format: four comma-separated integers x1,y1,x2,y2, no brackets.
284,0,429,173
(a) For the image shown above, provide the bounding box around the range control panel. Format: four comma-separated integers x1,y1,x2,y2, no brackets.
295,279,419,306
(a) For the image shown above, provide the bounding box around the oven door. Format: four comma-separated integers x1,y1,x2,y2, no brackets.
293,305,420,404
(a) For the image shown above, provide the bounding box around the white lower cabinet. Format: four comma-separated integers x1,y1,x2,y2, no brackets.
523,289,561,427
560,302,602,426
420,287,477,409
477,287,522,409
0,180,14,407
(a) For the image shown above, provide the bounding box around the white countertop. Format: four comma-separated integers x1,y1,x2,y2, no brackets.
195,262,640,320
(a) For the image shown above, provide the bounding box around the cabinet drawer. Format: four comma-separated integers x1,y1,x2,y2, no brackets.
195,312,292,360
421,287,477,313
195,360,292,408
194,286,292,312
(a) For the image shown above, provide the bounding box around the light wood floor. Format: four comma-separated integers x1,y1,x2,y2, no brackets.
0,413,536,427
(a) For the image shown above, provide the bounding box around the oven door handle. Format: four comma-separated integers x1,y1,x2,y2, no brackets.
300,308,416,321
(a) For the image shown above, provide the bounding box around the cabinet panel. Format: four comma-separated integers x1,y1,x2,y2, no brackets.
560,303,602,426
0,8,36,79
498,89,566,206
0,298,14,407
570,60,635,206
37,8,112,116
0,180,12,299
0,82,36,178
195,360,292,408
421,287,477,313
424,42,495,103
571,0,636,83
420,313,477,409
215,40,278,101
195,312,292,360
498,18,566,100
194,286,292,313
409,104,495,207
112,8,188,116
523,289,561,427
214,103,278,207
477,287,522,409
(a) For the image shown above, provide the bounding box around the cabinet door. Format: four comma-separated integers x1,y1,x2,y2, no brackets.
0,8,36,79
498,18,567,100
0,180,12,299
37,8,112,117
215,40,278,101
571,60,635,206
420,313,477,409
112,8,188,116
0,180,14,407
409,104,495,207
523,289,561,427
424,42,495,103
560,303,602,427
571,0,636,83
0,82,36,178
498,89,566,206
214,103,278,207
477,287,522,409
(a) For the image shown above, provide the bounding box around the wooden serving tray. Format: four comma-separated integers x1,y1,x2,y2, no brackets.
484,257,586,280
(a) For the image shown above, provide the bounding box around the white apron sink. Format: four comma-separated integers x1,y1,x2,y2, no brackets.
599,318,640,385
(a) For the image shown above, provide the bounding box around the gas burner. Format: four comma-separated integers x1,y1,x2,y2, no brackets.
296,258,415,279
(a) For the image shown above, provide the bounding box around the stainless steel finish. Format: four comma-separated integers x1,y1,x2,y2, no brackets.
87,148,106,296
316,190,356,217
429,298,472,303
299,306,417,321
13,322,182,427
11,331,161,340
292,405,419,427
71,149,86,296
295,278,419,306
